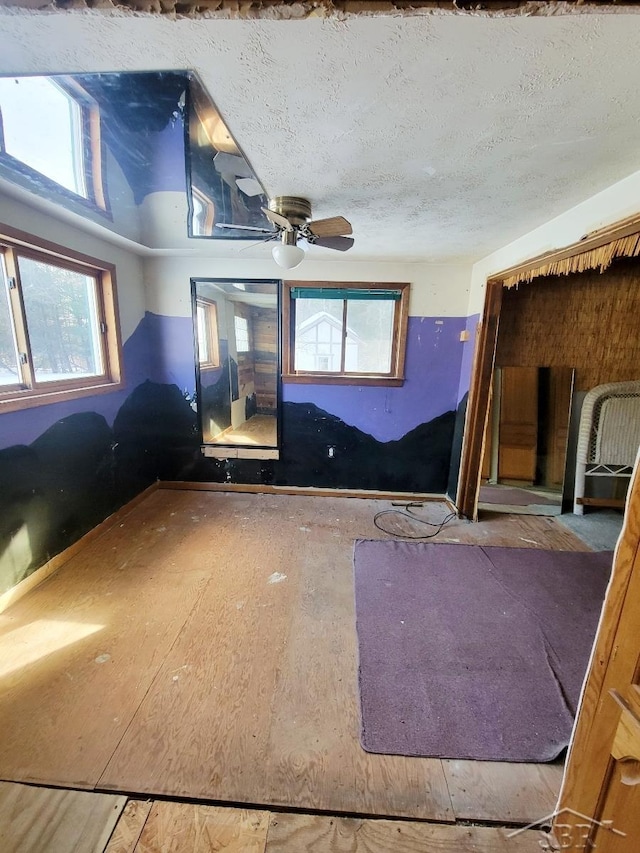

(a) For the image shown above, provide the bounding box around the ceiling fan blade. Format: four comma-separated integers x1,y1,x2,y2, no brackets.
235,177,263,197
215,223,273,234
312,236,354,252
261,207,294,232
307,216,352,238
239,234,280,252
213,151,254,178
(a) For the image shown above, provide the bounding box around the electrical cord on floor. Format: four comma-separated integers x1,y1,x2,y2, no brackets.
373,503,458,539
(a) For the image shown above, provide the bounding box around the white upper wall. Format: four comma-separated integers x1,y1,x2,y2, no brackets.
468,168,640,315
144,254,472,320
0,190,146,342
140,190,472,316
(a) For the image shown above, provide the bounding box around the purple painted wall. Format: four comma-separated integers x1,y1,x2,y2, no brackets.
141,312,196,393
111,119,187,205
0,311,196,448
457,313,480,404
1,311,470,456
147,121,187,198
283,316,467,442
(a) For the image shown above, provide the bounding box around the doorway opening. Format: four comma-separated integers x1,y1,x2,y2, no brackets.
478,367,574,516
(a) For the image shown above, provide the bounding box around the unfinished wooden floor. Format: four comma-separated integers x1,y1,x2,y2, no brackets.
0,782,544,853
208,414,277,446
0,489,588,825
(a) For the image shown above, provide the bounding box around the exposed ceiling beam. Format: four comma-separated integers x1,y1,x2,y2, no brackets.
1,0,638,18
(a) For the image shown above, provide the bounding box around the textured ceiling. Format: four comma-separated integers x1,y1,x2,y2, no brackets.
1,10,640,262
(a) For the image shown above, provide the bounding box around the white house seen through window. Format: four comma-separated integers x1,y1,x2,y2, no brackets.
283,282,410,386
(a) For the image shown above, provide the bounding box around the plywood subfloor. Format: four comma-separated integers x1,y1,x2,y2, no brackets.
0,787,544,853
0,491,586,823
0,782,126,853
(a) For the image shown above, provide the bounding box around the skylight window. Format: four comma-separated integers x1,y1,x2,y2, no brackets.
0,76,92,200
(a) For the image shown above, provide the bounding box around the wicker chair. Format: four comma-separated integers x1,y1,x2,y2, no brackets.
574,380,640,514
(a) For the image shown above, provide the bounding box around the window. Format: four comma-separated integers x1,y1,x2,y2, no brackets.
0,225,123,412
0,76,105,209
191,187,215,237
234,314,250,353
196,298,220,368
282,281,410,385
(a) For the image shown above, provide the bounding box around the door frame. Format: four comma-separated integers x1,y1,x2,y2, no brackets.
553,448,640,844
456,279,502,519
455,212,640,520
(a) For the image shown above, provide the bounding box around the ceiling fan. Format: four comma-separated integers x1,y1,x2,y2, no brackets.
215,196,354,269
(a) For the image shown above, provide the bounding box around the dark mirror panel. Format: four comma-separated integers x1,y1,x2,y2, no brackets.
193,279,279,449
186,77,273,239
0,71,189,242
0,70,271,247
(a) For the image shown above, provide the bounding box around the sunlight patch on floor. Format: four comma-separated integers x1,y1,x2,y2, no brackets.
0,619,104,680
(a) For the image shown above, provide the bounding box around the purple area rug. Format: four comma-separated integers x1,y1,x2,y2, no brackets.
353,541,612,762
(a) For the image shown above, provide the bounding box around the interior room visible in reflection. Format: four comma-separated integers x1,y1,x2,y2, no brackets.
193,279,278,448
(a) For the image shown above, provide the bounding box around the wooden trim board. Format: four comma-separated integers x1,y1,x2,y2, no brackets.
576,497,626,509
488,212,640,287
159,480,452,507
455,280,502,520
202,446,280,460
555,453,640,822
0,482,159,615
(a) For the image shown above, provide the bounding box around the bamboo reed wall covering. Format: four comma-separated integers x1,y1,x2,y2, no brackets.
501,232,640,288
495,258,640,392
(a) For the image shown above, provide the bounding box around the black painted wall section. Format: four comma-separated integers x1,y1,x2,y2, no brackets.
0,381,456,594
277,402,454,493
187,401,455,493
446,392,468,503
0,382,199,595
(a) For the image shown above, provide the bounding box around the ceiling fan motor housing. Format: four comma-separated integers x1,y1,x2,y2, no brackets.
269,196,312,227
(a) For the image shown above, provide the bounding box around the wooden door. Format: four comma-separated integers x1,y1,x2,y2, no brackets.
554,453,640,851
480,379,495,482
498,366,538,483
546,367,574,489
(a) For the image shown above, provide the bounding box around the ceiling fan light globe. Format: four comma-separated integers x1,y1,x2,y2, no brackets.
272,242,305,269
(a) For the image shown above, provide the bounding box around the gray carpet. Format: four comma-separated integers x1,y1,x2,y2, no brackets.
556,510,623,552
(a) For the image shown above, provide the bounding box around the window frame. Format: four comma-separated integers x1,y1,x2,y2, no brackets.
196,297,220,369
233,311,250,355
0,224,124,413
0,75,108,214
191,186,215,237
282,280,410,386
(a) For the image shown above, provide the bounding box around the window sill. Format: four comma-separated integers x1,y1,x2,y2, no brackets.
282,373,404,387
0,379,125,414
202,446,279,461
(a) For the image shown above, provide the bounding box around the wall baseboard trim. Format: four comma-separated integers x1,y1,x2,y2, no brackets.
160,480,451,506
0,481,160,615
